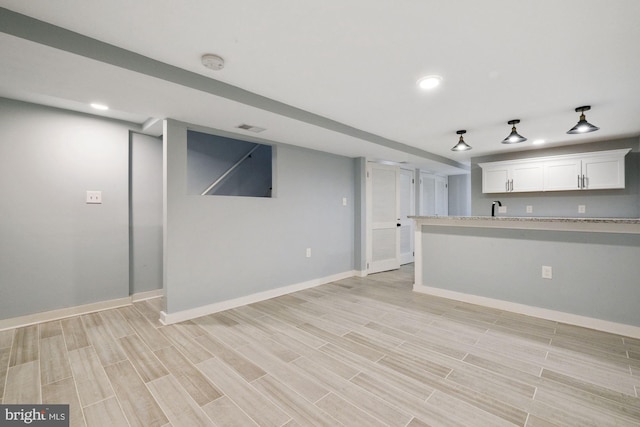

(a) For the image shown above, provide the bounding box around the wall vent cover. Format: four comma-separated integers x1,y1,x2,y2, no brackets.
237,124,266,133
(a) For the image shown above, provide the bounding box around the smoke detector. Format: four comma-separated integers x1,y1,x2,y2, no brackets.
201,54,224,70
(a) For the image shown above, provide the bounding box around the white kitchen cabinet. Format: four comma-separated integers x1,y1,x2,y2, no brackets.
480,149,629,193
543,158,582,191
543,150,628,191
581,153,626,190
479,160,544,193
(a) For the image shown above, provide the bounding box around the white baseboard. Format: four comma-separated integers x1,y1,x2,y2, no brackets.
413,284,640,339
0,288,165,331
355,270,368,277
0,297,132,331
131,288,164,302
160,270,356,325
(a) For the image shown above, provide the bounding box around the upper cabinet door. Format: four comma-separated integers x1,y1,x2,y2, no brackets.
543,158,582,191
582,154,625,190
480,161,543,193
511,162,544,192
482,165,510,193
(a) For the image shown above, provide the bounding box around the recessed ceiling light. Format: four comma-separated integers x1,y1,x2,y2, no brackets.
532,139,546,145
90,103,109,111
417,75,442,90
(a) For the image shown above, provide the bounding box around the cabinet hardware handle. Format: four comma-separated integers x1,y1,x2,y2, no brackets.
506,181,509,192
582,175,586,189
510,179,514,192
578,175,581,189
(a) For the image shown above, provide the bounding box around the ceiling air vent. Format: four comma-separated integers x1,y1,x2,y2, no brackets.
237,124,266,133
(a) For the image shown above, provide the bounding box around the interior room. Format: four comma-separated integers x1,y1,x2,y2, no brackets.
1,1,639,426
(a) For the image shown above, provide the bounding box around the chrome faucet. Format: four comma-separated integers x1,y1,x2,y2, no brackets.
491,200,502,217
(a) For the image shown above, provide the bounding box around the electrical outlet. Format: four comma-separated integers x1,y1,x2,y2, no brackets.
542,266,553,279
578,205,586,214
306,248,311,258
342,197,347,206
86,191,102,204
526,205,533,214
498,206,507,214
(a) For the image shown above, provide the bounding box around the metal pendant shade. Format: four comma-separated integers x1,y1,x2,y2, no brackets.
451,130,472,151
501,119,527,144
567,106,600,134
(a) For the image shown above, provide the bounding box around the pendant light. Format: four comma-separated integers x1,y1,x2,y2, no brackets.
567,106,599,134
501,119,527,144
451,130,472,151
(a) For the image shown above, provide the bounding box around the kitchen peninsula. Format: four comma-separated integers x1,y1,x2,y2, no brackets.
411,216,640,337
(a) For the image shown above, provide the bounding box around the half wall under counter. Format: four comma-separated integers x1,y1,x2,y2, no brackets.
411,216,640,337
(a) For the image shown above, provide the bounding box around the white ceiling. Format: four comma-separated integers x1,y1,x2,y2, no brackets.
1,0,639,175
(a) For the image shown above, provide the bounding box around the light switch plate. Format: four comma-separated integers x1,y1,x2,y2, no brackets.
306,248,311,258
342,197,347,206
526,205,533,213
86,191,102,204
578,205,586,214
542,266,553,279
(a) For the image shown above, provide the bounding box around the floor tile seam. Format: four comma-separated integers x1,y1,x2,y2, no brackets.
548,338,635,361
530,384,640,426
539,368,640,409
146,373,211,426
1,337,14,399
425,388,525,427
203,395,261,427
57,346,90,426
459,353,545,391
347,370,440,425
323,346,436,402
201,361,291,427
538,362,638,394
544,350,638,378
83,311,125,348
437,364,536,414
319,375,413,427
9,325,40,368
126,340,174,384
252,372,344,426
487,326,554,344
446,364,537,401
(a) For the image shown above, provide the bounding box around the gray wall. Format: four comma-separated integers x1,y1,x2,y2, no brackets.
448,173,471,216
0,98,132,319
471,138,640,218
164,120,355,314
130,132,163,294
421,225,640,326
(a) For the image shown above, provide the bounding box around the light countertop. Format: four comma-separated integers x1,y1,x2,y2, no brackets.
410,216,640,234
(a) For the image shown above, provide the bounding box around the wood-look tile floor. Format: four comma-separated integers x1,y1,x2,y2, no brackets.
2,265,640,426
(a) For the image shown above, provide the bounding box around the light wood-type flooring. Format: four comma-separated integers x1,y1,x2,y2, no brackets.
2,265,640,426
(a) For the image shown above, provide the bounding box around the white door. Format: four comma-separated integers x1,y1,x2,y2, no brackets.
420,172,448,216
399,169,415,265
366,163,400,274
434,175,448,216
419,172,436,216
